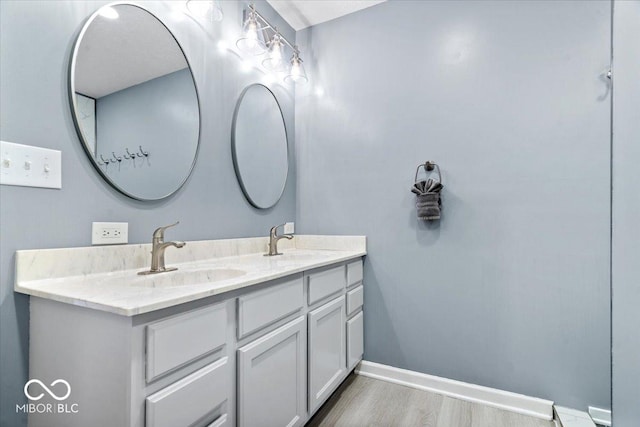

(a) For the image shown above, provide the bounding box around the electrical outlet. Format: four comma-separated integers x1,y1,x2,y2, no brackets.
92,222,128,245
284,222,295,234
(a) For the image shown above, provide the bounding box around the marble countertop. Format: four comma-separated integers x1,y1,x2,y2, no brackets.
14,235,366,316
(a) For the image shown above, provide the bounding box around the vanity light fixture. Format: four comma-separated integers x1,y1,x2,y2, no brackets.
185,0,223,22
237,3,308,84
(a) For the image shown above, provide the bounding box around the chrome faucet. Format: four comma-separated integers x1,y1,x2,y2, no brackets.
265,224,294,256
138,222,186,275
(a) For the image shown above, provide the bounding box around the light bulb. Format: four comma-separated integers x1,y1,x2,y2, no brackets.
284,51,308,84
262,34,287,72
237,11,266,55
246,21,259,48
289,62,304,81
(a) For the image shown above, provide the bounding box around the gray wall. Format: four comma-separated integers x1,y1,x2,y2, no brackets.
96,68,199,200
296,0,611,410
611,1,640,425
0,1,295,425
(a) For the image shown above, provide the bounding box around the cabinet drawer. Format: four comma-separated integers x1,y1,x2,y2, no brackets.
146,303,226,382
306,265,346,306
346,285,363,316
146,357,229,427
238,275,303,339
347,311,364,371
347,259,363,288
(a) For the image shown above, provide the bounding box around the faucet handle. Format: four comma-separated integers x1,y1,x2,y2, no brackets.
152,221,180,240
270,223,285,235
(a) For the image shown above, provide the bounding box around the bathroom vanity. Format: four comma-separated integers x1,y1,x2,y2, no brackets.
15,235,366,427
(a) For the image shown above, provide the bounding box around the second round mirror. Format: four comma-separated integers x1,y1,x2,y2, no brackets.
232,84,289,209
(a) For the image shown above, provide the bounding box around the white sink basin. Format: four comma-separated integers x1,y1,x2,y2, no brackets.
133,268,247,288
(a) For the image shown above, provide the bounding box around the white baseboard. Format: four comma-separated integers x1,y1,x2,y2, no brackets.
588,406,611,426
355,361,554,421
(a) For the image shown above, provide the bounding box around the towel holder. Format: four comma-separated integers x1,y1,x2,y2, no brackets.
415,161,442,184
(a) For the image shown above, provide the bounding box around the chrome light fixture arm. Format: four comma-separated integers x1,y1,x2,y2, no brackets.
246,3,296,52
239,3,308,83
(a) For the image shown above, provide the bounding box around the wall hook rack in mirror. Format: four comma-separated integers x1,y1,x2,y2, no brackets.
137,145,149,157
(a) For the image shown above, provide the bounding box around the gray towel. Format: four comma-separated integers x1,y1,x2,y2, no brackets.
412,183,443,221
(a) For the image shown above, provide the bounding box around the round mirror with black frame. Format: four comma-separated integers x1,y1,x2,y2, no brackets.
232,84,289,209
69,2,201,201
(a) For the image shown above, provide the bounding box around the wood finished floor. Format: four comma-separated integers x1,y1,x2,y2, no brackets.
307,374,556,427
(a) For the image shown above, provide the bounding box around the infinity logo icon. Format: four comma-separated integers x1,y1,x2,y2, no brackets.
24,379,71,401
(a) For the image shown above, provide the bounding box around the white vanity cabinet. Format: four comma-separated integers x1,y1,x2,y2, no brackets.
28,298,235,427
26,257,364,427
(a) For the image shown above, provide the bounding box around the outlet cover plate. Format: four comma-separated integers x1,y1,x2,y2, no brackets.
284,222,295,234
92,222,128,245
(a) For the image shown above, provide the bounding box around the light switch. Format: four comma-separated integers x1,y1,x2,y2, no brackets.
0,141,61,189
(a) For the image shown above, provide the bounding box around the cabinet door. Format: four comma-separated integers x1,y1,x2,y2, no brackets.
237,316,306,427
308,295,347,415
347,311,364,370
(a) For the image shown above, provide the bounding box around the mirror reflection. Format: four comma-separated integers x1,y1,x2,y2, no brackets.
70,4,200,200
232,84,289,209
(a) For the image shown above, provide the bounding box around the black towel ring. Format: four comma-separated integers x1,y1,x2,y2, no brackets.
415,161,442,184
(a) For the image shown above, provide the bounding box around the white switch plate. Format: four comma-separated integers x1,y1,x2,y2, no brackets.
0,141,62,189
92,222,128,245
284,222,295,234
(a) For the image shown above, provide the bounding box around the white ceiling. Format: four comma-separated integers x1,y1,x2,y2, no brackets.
74,5,187,99
266,0,387,31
